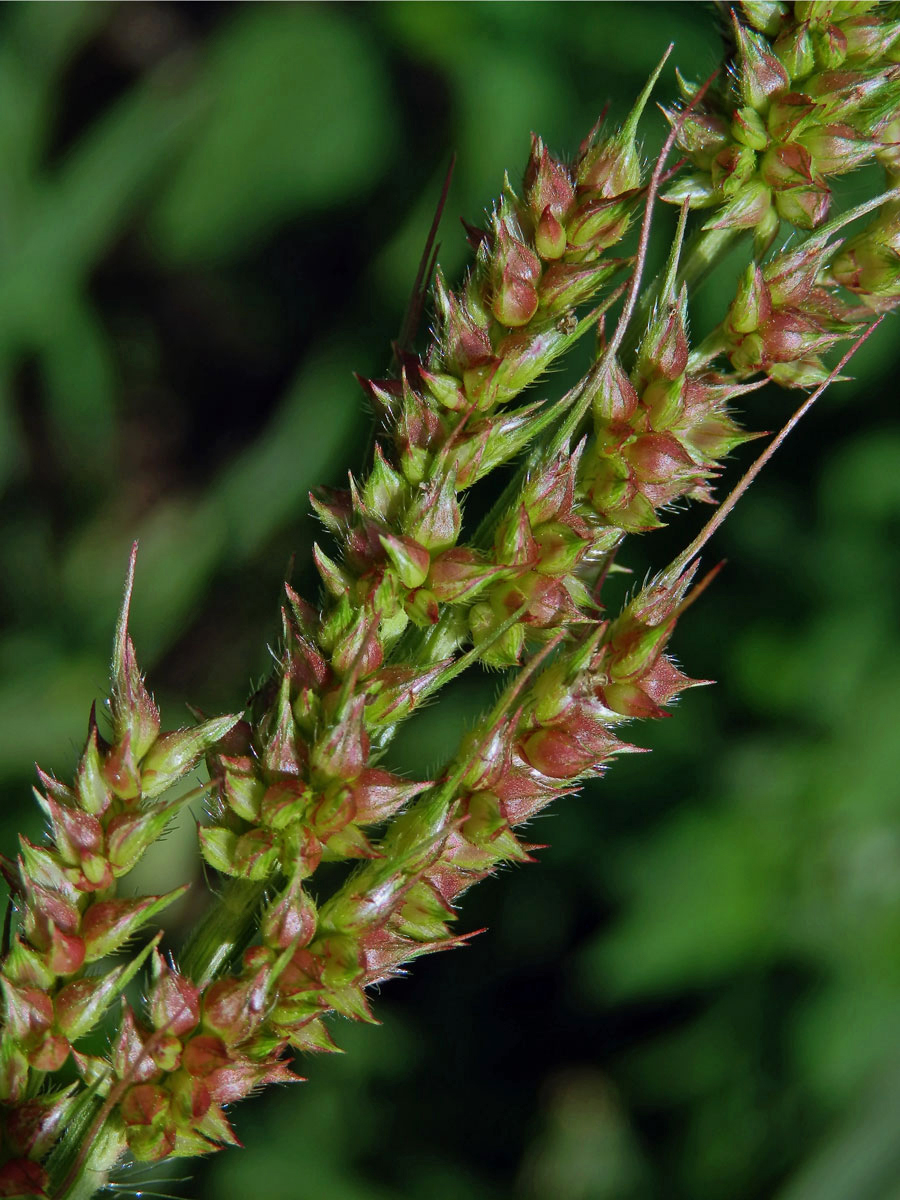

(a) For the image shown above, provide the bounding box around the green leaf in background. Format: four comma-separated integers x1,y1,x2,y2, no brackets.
0,42,203,490
152,5,396,263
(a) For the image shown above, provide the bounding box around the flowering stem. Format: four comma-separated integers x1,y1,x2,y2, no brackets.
180,880,267,988
677,223,744,292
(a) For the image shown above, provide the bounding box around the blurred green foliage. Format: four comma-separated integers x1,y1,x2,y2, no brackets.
1,3,899,1198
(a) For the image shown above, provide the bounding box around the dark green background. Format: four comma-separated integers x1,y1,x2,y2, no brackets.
1,3,899,1198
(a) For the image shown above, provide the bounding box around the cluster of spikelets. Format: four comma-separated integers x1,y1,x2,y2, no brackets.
2,4,900,1197
666,0,900,245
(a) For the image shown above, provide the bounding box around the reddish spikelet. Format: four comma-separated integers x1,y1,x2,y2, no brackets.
829,201,900,311
581,273,759,537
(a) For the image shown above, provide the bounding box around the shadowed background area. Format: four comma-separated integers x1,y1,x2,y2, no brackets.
1,3,899,1198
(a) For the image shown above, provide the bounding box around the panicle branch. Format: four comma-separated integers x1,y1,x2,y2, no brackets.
664,0,900,251
0,547,239,1197
188,55,679,903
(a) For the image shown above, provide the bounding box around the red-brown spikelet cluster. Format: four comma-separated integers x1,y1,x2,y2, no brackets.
90,948,296,1163
88,558,706,1175
3,11,899,1193
467,448,596,666
665,0,900,250
195,70,681,888
579,281,759,535
724,228,865,385
700,184,899,390
197,586,438,887
0,550,237,1197
445,217,770,668
313,568,705,995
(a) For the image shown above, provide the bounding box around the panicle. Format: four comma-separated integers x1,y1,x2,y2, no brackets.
5,15,898,1191
153,572,709,1133
192,68,681,891
664,3,900,251
0,550,238,1194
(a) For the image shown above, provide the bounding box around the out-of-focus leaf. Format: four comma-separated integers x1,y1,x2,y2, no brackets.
0,5,106,230
6,2,109,83
151,6,395,263
777,1057,900,1200
0,641,102,783
380,4,575,190
0,67,202,488
517,1071,650,1200
60,340,364,658
577,802,784,1000
42,294,118,474
0,369,24,492
820,429,900,523
5,82,200,307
